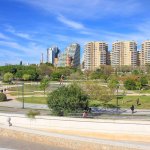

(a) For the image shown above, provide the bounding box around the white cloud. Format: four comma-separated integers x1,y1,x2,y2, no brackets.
5,25,32,40
0,33,11,40
57,15,85,30
15,0,141,19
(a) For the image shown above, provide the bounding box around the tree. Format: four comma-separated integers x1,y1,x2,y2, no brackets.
38,64,52,77
90,71,101,79
69,72,83,80
47,83,88,116
100,65,113,82
51,71,62,81
40,78,50,94
15,70,23,80
140,76,148,86
83,81,114,104
22,74,31,81
124,79,136,90
3,72,13,82
108,78,119,94
132,70,140,75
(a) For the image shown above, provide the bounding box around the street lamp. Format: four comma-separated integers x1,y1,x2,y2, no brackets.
116,84,120,112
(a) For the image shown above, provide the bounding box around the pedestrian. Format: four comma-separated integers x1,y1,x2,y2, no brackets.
82,110,88,118
7,117,12,126
130,105,134,114
136,98,141,106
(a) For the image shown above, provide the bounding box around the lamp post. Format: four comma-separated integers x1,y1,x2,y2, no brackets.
22,82,24,109
116,84,119,112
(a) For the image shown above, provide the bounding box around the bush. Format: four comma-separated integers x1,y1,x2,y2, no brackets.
0,93,7,101
3,72,13,82
26,110,40,118
47,83,89,116
124,79,136,90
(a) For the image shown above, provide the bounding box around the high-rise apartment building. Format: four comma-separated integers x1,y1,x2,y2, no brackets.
58,43,80,67
47,46,60,65
140,40,150,66
84,41,109,70
111,41,137,67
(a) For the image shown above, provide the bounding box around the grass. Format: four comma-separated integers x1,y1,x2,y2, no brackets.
15,94,150,109
17,96,47,104
89,95,150,109
134,89,150,94
109,95,150,109
9,91,47,96
9,84,41,92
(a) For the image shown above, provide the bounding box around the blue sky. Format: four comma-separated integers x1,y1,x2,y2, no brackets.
0,0,150,65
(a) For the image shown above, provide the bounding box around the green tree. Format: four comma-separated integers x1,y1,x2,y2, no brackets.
3,72,13,82
108,78,119,94
40,78,50,94
124,79,136,90
69,72,83,80
140,76,148,86
22,74,31,81
47,83,88,116
38,64,52,77
83,81,114,104
51,71,62,81
90,71,101,79
100,65,113,82
132,70,140,75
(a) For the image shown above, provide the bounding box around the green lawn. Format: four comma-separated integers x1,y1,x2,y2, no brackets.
9,91,46,96
110,95,150,109
89,95,150,109
17,97,47,104
16,95,150,109
9,84,41,92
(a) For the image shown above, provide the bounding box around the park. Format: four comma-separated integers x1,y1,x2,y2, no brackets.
0,64,150,149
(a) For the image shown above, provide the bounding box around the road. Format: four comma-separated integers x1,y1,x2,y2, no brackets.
0,136,69,150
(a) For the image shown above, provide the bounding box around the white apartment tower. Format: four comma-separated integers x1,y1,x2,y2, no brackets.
84,42,109,70
140,40,150,66
111,41,137,67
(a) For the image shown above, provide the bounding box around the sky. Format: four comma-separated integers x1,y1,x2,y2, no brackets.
0,0,150,65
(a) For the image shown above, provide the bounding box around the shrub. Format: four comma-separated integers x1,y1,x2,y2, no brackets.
0,93,7,101
26,110,40,118
124,79,136,90
47,83,89,116
3,72,13,82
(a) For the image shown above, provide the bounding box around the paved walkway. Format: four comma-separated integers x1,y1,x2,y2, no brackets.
0,136,68,150
0,124,150,150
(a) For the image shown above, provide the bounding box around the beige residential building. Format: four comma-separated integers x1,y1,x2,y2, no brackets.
140,40,150,66
84,41,109,70
111,41,138,67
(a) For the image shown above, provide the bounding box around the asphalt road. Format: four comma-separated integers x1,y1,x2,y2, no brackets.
0,136,70,150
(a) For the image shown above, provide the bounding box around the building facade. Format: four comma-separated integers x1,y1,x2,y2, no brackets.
84,41,109,70
140,40,150,66
47,46,60,65
111,41,138,67
58,43,80,67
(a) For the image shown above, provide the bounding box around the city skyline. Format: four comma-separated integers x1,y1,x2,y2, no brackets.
0,0,150,65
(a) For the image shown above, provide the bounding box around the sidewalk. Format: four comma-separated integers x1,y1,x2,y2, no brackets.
1,124,150,150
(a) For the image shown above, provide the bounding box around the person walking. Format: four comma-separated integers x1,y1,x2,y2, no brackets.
7,117,12,126
130,105,134,114
82,110,88,118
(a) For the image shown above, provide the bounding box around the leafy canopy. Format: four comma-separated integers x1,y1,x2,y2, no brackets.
47,83,88,116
